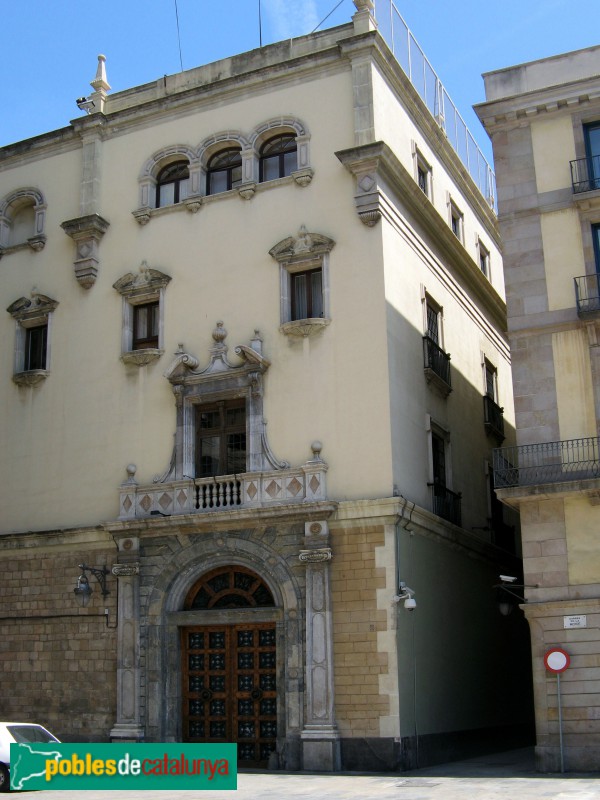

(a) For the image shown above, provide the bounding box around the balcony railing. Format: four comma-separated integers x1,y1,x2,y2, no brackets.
118,462,328,520
483,395,505,441
423,336,451,391
570,156,600,194
574,274,600,316
493,437,600,489
429,482,462,527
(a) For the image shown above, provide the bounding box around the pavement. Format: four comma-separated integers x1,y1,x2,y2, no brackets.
15,747,600,799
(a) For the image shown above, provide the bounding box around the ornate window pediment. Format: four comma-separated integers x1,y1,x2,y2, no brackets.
158,321,289,483
269,226,334,337
113,262,171,366
7,290,58,386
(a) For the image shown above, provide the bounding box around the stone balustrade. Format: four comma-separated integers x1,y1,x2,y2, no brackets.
119,460,328,520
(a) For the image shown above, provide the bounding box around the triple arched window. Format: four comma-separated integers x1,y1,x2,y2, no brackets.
135,118,312,221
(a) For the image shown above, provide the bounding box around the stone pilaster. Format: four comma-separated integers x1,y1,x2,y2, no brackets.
300,520,340,771
110,536,144,742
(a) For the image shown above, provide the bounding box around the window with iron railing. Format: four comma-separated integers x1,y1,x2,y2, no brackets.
423,336,451,388
570,121,600,193
574,273,600,316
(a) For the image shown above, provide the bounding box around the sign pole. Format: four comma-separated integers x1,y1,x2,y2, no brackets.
544,647,570,774
557,672,564,773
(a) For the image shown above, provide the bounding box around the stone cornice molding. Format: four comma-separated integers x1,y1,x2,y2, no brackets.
475,77,600,133
104,500,339,534
336,141,507,329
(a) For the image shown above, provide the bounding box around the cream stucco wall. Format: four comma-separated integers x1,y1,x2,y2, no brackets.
0,64,399,532
553,329,597,441
531,116,576,194
565,497,600,585
541,210,585,311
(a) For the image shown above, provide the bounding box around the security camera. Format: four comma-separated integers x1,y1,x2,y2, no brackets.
404,597,417,610
76,97,95,113
499,575,517,583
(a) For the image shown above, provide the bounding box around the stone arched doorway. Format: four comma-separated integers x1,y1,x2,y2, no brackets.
181,565,279,765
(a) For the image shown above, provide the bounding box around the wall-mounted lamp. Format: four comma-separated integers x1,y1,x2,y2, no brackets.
393,581,417,610
494,574,538,616
73,564,110,607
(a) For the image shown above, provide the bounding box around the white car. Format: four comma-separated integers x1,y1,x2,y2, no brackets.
0,722,60,792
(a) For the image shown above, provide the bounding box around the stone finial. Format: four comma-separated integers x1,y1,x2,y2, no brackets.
124,464,138,485
251,330,263,355
88,54,111,114
212,321,227,344
91,54,111,93
310,441,323,461
353,0,374,10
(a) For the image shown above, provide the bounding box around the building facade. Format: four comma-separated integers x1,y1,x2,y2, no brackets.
476,45,600,771
0,1,532,771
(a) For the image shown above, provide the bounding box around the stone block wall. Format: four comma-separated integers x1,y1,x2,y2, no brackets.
0,534,118,742
330,523,389,738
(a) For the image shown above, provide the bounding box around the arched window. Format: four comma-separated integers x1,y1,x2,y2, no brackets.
259,134,297,182
156,161,190,207
206,148,242,195
184,566,275,610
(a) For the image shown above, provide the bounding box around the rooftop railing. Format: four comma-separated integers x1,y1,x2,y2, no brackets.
374,0,497,211
493,437,600,489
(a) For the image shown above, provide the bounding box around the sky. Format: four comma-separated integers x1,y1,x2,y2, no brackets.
1,0,599,165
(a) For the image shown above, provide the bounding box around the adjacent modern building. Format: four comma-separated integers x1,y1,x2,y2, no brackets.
476,45,600,772
0,0,532,771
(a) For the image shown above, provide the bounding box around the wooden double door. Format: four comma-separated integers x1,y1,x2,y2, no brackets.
182,622,277,765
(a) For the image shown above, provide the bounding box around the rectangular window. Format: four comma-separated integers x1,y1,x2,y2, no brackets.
413,146,432,199
195,399,247,478
132,302,159,350
450,203,464,241
593,223,600,273
291,268,323,320
479,242,490,278
584,122,600,191
24,324,47,371
431,432,447,493
485,361,496,400
426,301,440,344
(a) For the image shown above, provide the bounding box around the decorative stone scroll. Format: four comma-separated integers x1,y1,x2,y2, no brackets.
299,548,332,563
112,563,140,577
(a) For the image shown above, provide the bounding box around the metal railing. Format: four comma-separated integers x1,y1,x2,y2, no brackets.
483,395,505,440
423,336,451,388
374,0,497,211
574,274,600,315
570,156,600,194
429,482,462,526
493,437,600,488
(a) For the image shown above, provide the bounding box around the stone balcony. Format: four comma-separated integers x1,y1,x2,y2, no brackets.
118,459,328,521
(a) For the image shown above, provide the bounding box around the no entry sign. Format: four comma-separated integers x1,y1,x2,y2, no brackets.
544,647,570,673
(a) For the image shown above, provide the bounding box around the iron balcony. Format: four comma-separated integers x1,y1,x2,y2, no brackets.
570,155,600,194
493,437,600,489
574,274,600,316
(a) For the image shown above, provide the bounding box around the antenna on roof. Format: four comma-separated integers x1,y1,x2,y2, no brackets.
259,0,263,47
174,0,184,71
